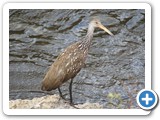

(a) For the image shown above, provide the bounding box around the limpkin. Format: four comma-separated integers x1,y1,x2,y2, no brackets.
41,18,113,104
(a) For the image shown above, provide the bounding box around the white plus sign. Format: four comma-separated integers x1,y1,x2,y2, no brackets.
142,93,153,105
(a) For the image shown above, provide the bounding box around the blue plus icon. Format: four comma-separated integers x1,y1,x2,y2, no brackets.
142,93,153,105
137,89,158,110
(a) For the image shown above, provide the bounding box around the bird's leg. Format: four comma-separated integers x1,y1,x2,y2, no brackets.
69,79,79,109
69,78,73,104
58,87,65,100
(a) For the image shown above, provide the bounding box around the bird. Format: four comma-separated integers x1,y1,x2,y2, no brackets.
41,18,113,105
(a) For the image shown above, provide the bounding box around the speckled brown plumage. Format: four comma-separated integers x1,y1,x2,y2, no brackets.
41,18,113,104
41,42,87,91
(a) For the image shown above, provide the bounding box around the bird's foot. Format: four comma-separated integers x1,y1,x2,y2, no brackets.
70,102,79,109
58,87,67,100
60,95,66,100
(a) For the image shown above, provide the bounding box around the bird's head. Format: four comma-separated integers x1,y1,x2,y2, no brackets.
90,18,114,36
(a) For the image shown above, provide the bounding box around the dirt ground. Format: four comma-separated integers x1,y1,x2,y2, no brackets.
9,94,103,109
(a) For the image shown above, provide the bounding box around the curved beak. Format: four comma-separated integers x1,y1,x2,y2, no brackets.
98,24,114,36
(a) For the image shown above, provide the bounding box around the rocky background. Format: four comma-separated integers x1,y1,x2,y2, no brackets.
9,9,145,109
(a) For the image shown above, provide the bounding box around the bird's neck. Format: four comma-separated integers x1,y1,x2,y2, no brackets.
81,24,95,49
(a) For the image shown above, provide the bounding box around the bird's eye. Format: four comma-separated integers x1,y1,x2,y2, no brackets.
95,22,98,24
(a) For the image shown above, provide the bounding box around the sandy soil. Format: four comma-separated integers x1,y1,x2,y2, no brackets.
9,94,103,109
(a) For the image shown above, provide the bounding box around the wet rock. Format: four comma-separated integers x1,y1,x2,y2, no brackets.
126,14,144,30
104,17,120,26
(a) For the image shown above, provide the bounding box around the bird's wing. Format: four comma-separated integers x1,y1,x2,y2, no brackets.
55,42,86,83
